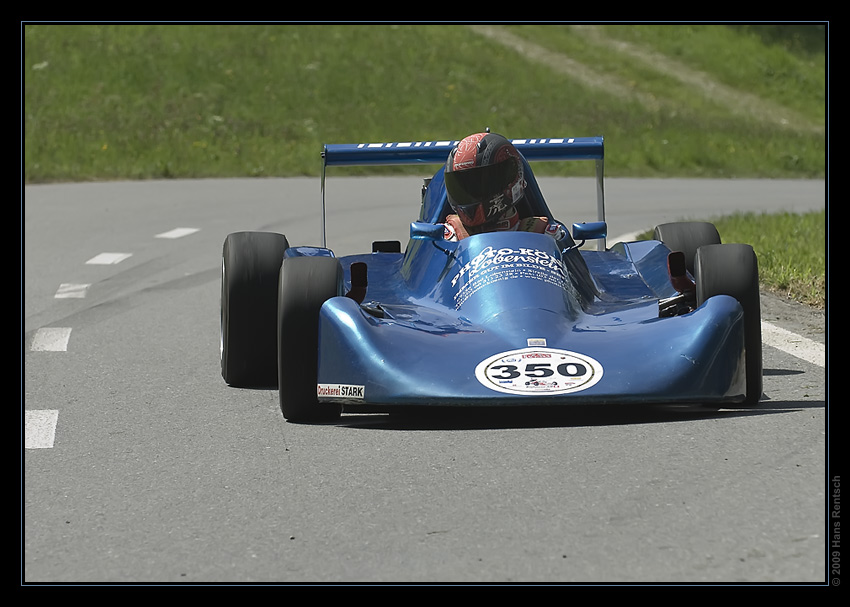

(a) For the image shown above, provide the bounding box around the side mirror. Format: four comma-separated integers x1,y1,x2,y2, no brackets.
410,222,446,241
572,221,607,241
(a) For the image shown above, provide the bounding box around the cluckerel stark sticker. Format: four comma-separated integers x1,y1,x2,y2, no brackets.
475,347,603,395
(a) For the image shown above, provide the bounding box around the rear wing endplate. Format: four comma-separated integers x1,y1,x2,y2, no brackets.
319,137,605,248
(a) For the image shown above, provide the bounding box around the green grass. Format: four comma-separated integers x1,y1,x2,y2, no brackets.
23,23,826,307
24,23,825,181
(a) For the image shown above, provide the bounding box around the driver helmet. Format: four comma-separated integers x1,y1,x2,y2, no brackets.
444,132,526,235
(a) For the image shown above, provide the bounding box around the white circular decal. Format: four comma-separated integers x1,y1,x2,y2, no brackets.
475,347,603,395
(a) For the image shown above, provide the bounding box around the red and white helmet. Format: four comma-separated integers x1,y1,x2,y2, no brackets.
444,132,526,235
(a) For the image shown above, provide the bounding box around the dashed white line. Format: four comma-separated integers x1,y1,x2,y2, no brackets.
30,327,72,352
25,410,59,449
27,226,200,450
86,252,132,265
156,227,200,239
54,283,90,298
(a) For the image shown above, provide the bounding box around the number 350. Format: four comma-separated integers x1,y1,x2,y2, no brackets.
488,362,588,380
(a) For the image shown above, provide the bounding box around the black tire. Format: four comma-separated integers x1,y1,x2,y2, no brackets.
278,256,344,422
694,243,762,405
653,222,721,275
221,231,289,387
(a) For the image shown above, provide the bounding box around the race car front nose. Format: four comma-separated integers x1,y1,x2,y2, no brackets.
315,294,748,407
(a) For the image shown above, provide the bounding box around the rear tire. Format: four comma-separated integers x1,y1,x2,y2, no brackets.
694,243,762,405
278,256,344,423
221,231,289,387
653,222,721,275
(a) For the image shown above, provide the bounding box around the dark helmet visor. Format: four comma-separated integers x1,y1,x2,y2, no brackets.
444,157,519,208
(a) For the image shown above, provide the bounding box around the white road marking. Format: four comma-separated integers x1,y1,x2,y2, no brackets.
54,283,90,298
761,321,825,368
155,227,199,239
86,252,132,265
30,327,72,352
25,410,59,449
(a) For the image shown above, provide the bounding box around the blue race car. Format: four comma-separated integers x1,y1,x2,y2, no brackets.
221,137,761,422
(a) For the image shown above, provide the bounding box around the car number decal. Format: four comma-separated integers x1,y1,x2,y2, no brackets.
475,347,603,395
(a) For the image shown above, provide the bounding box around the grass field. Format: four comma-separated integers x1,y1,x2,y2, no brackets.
22,23,827,306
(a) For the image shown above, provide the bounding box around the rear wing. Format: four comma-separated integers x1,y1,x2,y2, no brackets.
319,136,605,248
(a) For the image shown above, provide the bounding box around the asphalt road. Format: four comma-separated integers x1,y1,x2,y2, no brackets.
23,176,828,584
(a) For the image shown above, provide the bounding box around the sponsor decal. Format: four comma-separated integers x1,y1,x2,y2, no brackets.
474,347,603,395
450,245,568,309
510,180,524,203
317,384,365,399
357,141,458,149
354,138,574,150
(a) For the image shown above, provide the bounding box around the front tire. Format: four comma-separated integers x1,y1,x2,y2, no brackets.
221,231,289,387
653,222,721,275
694,243,762,405
278,256,344,423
